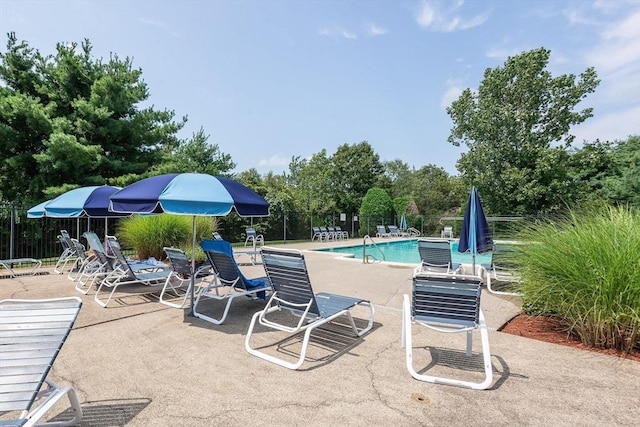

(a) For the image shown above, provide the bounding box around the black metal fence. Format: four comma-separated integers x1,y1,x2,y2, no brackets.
1,201,529,266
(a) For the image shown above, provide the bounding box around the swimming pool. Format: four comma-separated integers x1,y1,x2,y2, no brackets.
314,239,493,265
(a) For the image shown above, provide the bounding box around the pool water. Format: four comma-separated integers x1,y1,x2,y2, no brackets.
315,239,492,265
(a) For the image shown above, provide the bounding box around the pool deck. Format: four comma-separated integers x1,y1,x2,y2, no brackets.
1,238,639,426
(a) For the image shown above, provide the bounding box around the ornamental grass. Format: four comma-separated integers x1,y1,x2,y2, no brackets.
514,205,640,353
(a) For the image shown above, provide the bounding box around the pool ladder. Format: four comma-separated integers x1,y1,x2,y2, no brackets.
362,235,385,264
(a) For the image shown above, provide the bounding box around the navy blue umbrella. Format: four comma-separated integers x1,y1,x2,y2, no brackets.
458,187,493,274
109,173,270,313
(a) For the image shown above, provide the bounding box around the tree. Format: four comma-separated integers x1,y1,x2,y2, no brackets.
603,135,640,206
294,150,336,224
151,127,236,176
392,196,411,220
0,33,187,202
358,187,393,236
411,165,463,215
331,141,384,216
380,159,413,199
447,47,600,215
565,139,614,205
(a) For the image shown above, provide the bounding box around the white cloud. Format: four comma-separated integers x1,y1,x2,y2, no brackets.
416,2,436,27
593,0,637,14
572,106,640,143
319,27,358,40
583,9,640,111
138,17,179,37
416,0,488,32
440,79,464,110
486,46,524,60
366,23,388,37
257,154,290,170
587,11,640,74
564,7,598,25
138,17,171,30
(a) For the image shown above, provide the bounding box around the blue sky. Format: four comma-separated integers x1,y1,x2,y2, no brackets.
1,0,639,175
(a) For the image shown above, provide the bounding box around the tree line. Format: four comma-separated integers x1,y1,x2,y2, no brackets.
1,34,637,240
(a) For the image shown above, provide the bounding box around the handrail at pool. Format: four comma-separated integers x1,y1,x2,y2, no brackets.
362,235,385,264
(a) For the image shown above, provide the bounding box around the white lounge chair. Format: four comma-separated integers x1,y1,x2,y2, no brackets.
54,230,77,274
414,239,463,275
387,225,401,237
311,227,323,241
402,273,493,390
159,247,212,309
478,243,522,296
244,228,264,247
193,239,271,324
441,226,454,239
94,241,170,307
245,247,374,370
0,297,84,426
0,258,42,278
74,232,115,294
334,226,349,239
376,225,390,238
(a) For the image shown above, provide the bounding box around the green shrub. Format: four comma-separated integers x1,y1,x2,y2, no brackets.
117,214,216,261
514,205,640,353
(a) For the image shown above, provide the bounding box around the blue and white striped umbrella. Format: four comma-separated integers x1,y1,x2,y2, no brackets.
28,186,126,218
109,173,270,313
109,173,269,217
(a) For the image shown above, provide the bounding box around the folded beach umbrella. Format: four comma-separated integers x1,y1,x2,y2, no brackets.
109,173,270,313
400,214,408,231
458,186,493,274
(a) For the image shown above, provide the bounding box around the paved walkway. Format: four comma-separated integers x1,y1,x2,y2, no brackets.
1,239,638,426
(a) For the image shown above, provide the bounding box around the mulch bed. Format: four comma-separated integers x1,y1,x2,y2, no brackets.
500,314,640,362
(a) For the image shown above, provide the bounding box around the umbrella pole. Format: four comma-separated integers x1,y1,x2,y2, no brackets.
472,254,476,277
190,216,197,316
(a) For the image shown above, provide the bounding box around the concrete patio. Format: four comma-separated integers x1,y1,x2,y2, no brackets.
1,240,638,426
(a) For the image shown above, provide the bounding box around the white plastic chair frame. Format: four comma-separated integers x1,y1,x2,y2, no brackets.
401,273,493,390
0,297,83,426
478,244,522,296
94,244,169,308
159,247,212,309
0,258,42,278
244,228,264,247
414,239,464,276
245,247,374,370
193,243,270,324
53,231,77,274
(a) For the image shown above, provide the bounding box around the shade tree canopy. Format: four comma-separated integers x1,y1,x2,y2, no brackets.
0,32,234,203
447,47,600,215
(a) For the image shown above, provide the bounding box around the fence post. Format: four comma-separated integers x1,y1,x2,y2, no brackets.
10,202,16,259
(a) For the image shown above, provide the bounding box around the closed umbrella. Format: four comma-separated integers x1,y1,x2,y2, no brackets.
458,187,493,275
399,214,407,232
109,173,270,314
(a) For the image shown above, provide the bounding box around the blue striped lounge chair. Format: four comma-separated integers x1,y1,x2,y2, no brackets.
245,247,374,370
